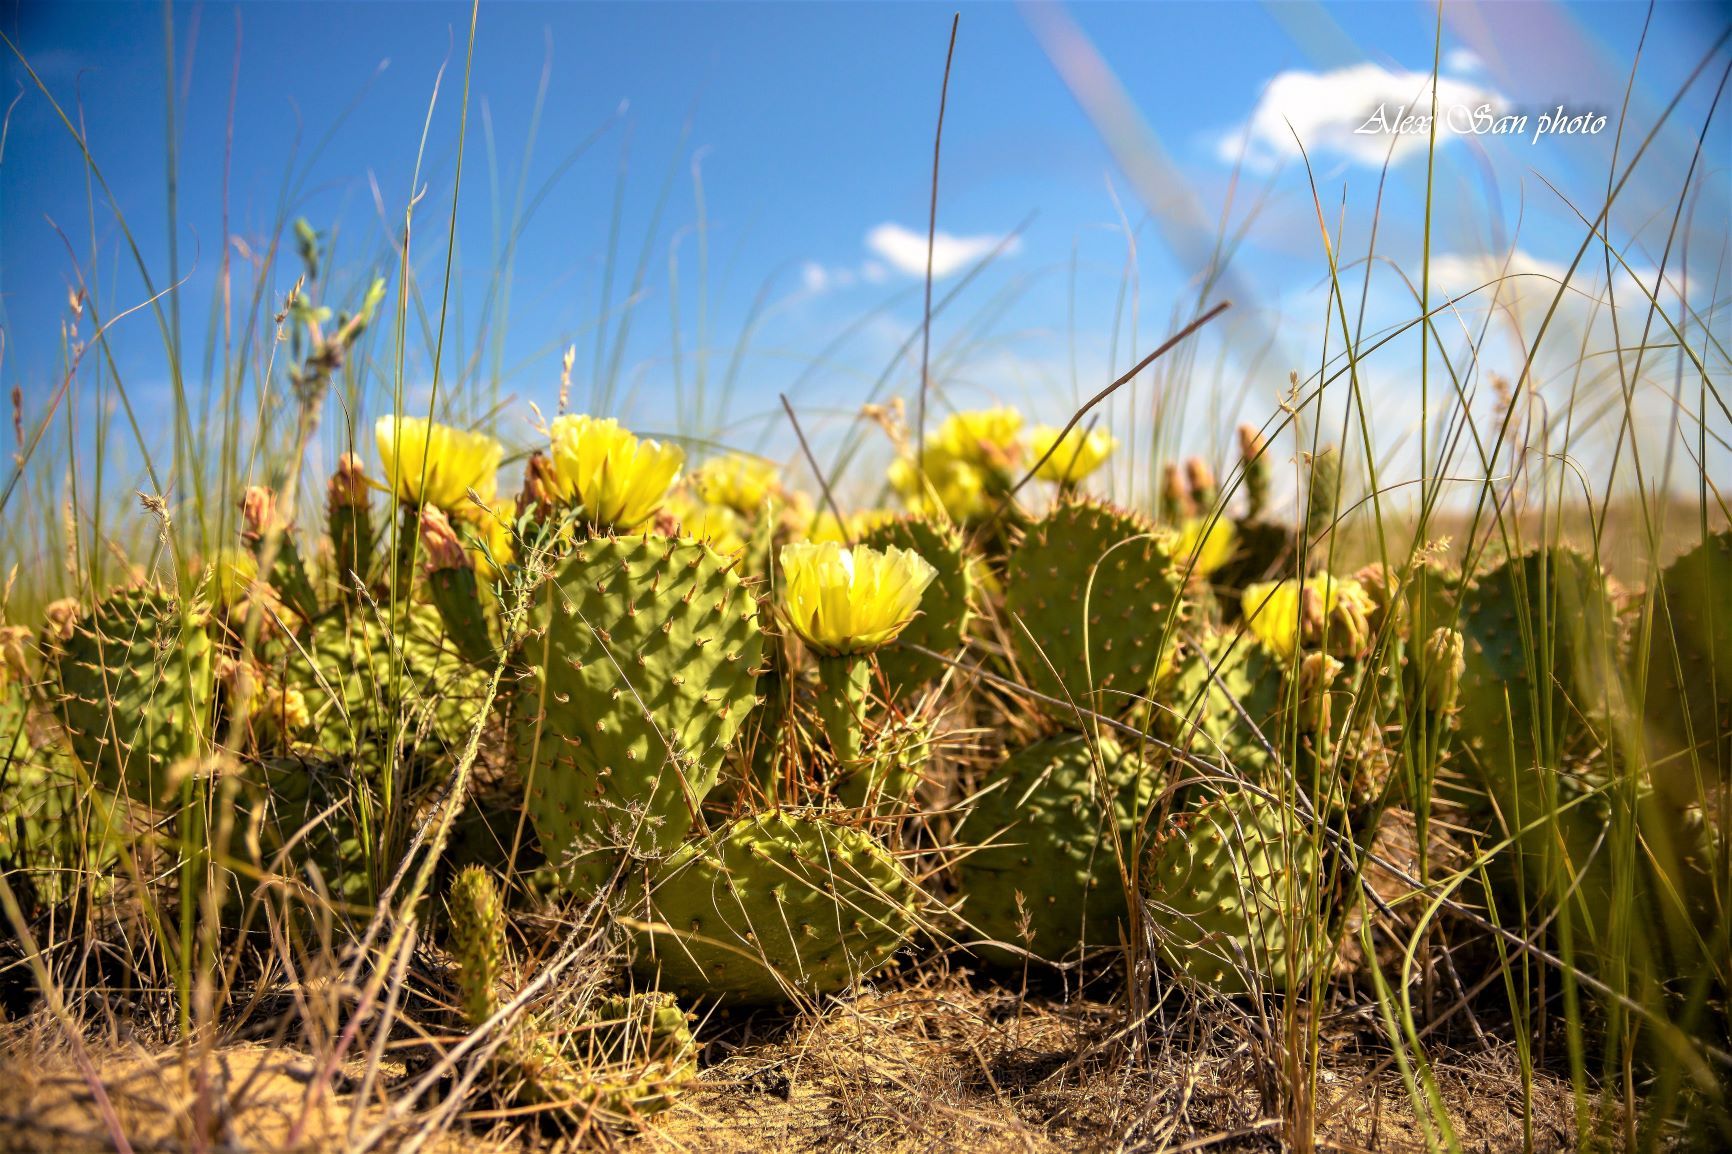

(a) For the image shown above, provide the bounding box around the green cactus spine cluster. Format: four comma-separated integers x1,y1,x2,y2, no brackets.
517,533,765,895
956,732,1154,965
1145,788,1320,995
1004,500,1187,721
1641,530,1731,811
855,516,974,701
627,810,918,1003
47,586,215,800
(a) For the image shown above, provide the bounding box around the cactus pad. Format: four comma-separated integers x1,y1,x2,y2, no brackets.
518,533,764,894
47,587,214,800
627,810,918,1003
1642,531,1732,809
957,732,1154,965
856,516,973,700
1005,500,1186,721
1145,789,1319,995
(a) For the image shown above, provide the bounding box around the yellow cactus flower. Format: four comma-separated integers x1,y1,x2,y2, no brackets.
1030,424,1116,484
375,414,502,516
1176,516,1238,579
780,541,937,655
1241,575,1370,662
547,414,684,530
692,454,779,516
935,407,1024,470
888,448,988,520
209,548,260,607
663,494,748,556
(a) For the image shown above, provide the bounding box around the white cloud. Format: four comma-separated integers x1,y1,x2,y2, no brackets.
801,261,831,293
864,222,1022,278
1216,63,1503,171
1444,48,1484,74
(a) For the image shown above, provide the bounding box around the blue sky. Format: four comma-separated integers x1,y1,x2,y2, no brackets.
2,0,1727,513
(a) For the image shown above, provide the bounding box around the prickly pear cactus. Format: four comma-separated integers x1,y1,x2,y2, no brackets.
517,533,764,895
627,810,918,1003
47,587,214,800
1160,633,1288,782
448,865,508,1025
251,757,376,907
855,516,973,701
957,733,1154,965
1641,531,1731,810
1004,500,1186,721
574,992,700,1116
1145,788,1320,995
1454,547,1619,808
284,604,489,771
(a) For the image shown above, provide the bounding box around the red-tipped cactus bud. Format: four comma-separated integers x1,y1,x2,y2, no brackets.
240,485,285,544
419,506,469,573
1160,461,1195,522
517,451,561,523
328,453,370,509
1419,627,1465,714
1238,424,1270,519
1185,456,1218,511
1298,584,1327,649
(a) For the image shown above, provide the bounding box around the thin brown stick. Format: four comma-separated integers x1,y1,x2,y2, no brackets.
781,393,851,544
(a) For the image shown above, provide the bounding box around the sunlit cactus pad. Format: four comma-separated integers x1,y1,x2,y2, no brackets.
46,586,213,800
855,515,973,700
1145,788,1319,996
1005,499,1186,720
285,603,489,768
518,533,764,894
957,732,1154,965
626,810,918,1003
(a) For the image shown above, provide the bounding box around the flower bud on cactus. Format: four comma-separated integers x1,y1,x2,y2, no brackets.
1160,461,1195,522
1185,456,1218,511
1418,627,1465,715
327,453,374,598
1305,445,1341,541
1237,425,1270,519
1296,652,1343,734
0,625,32,688
240,485,319,618
421,508,497,665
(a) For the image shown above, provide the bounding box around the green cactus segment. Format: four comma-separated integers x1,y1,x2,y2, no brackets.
628,811,918,1003
836,715,932,812
518,534,764,895
1643,531,1732,810
48,588,214,800
427,565,498,666
448,865,508,1026
0,706,126,905
1005,500,1186,721
1161,636,1287,782
1145,789,1320,995
286,604,489,770
957,733,1154,965
856,516,973,700
1455,548,1618,804
1304,445,1341,543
